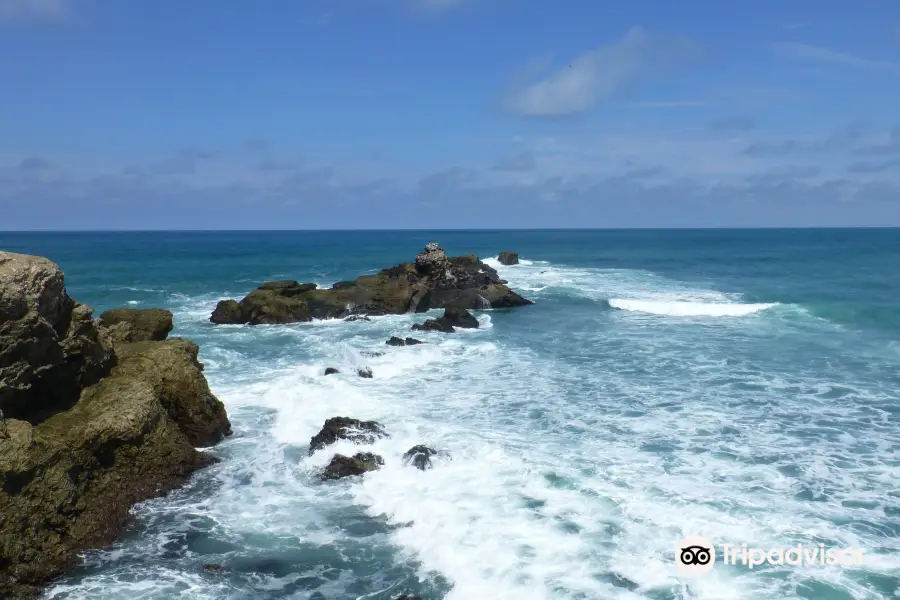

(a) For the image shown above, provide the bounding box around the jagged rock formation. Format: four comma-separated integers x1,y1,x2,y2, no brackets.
321,452,384,480
308,417,388,455
498,251,519,265
0,251,231,599
209,243,532,325
412,307,479,333
386,336,424,346
402,445,438,471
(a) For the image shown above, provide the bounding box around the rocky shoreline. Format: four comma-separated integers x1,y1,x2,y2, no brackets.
1,243,528,599
0,252,231,599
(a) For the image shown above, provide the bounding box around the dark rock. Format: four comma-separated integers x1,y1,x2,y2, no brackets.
386,336,424,346
324,367,339,376
98,308,173,344
344,315,370,322
308,417,388,455
402,445,438,471
209,242,532,325
209,299,246,325
498,251,519,265
394,595,424,600
203,563,229,573
258,281,317,295
0,253,115,424
412,318,453,333
321,452,384,480
360,350,385,357
412,307,478,333
357,367,373,378
0,251,231,600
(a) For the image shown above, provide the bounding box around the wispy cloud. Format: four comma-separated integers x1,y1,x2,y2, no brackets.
847,158,900,173
630,100,705,108
771,41,900,75
492,152,537,172
709,116,756,132
504,27,704,117
0,0,70,22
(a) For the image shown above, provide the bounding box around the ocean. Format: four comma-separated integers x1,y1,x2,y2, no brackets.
2,229,899,600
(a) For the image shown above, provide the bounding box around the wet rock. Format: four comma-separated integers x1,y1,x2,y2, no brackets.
321,452,384,480
344,314,370,322
412,307,479,333
210,242,532,325
209,299,246,324
203,563,230,573
386,336,424,346
360,350,385,357
0,252,115,423
498,251,519,265
308,417,388,455
357,367,373,378
394,595,424,600
403,445,438,471
0,251,231,599
97,308,173,346
324,367,339,376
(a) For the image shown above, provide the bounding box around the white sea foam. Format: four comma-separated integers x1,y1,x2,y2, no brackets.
608,298,777,317
46,256,900,600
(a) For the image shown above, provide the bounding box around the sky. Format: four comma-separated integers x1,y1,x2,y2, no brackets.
2,0,900,229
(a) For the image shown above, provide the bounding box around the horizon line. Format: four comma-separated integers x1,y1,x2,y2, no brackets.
2,226,900,233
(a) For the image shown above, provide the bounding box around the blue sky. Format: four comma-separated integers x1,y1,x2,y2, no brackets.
2,0,900,229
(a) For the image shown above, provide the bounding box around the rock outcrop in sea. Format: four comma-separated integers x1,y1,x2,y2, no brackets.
497,251,519,265
0,251,231,599
411,306,479,333
209,243,532,325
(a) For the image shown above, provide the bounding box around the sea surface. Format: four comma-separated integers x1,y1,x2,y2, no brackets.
2,229,899,600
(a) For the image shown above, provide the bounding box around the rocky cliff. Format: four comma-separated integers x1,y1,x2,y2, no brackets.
210,242,532,325
0,251,231,599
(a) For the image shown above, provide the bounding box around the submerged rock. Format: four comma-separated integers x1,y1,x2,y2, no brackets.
360,350,385,357
357,367,373,378
402,445,438,471
386,336,424,346
202,563,230,573
498,251,519,265
0,251,231,599
308,417,388,455
322,452,384,480
394,595,424,600
209,242,532,325
324,367,339,376
412,307,479,333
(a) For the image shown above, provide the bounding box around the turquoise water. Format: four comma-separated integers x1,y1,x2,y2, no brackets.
2,229,899,600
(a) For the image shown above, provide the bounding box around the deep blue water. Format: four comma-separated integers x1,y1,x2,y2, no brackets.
2,229,899,600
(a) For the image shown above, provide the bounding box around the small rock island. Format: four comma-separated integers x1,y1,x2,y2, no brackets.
210,242,532,325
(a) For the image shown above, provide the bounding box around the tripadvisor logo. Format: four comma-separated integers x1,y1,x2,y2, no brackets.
675,536,865,576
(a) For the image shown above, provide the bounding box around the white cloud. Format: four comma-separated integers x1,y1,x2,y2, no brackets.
630,100,705,108
0,0,70,22
504,27,703,116
771,41,900,75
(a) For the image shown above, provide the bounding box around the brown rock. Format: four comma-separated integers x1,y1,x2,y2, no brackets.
209,243,532,326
